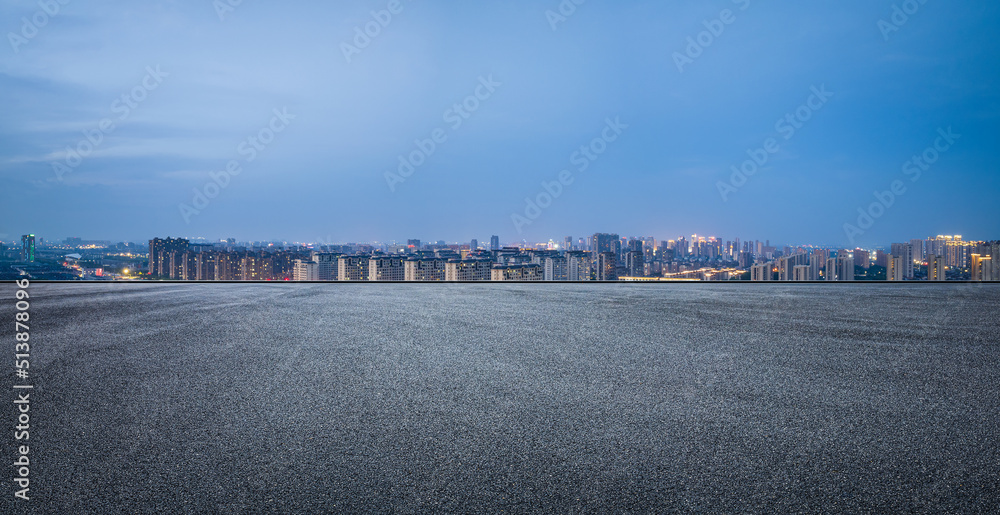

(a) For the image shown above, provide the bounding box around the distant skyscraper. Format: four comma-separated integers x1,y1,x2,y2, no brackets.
928,255,946,281
910,239,925,261
591,234,620,263
564,236,573,251
777,253,808,281
839,256,854,282
149,237,189,276
890,243,914,278
971,254,993,282
809,253,824,281
470,239,478,251
490,235,500,251
888,256,905,281
875,249,889,268
624,251,644,277
854,249,870,269
595,252,617,281
544,256,568,281
20,234,35,263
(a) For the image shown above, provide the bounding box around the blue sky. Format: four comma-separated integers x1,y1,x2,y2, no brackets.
1,0,997,246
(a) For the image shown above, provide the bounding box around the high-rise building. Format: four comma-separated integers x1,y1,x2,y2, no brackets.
777,253,809,281
594,252,617,281
971,254,993,282
20,234,35,263
564,236,573,251
854,249,870,269
624,250,644,277
293,260,319,281
310,252,339,281
470,239,478,251
751,263,772,281
890,243,914,278
591,233,620,260
910,239,925,261
809,253,824,281
793,265,811,281
544,256,568,281
928,255,946,281
565,251,592,281
888,256,905,281
839,256,854,281
148,237,189,277
490,235,500,251
875,249,889,269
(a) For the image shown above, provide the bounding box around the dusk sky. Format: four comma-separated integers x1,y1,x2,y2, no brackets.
1,1,997,247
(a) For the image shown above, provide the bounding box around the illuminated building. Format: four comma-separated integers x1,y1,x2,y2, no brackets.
971,254,993,282
594,252,617,281
148,237,189,277
445,259,492,281
544,256,568,281
777,253,808,281
888,256,905,281
928,255,946,281
20,234,35,263
405,258,447,281
854,249,870,269
368,256,406,281
875,249,889,268
890,243,914,278
751,263,772,281
293,260,319,281
624,250,644,277
591,233,620,259
565,251,592,281
311,252,339,281
338,255,369,281
491,263,543,281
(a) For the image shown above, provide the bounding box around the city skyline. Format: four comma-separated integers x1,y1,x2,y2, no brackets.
5,230,996,282
3,229,996,252
2,1,999,246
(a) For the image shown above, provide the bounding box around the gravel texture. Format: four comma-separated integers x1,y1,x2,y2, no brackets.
1,283,998,513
